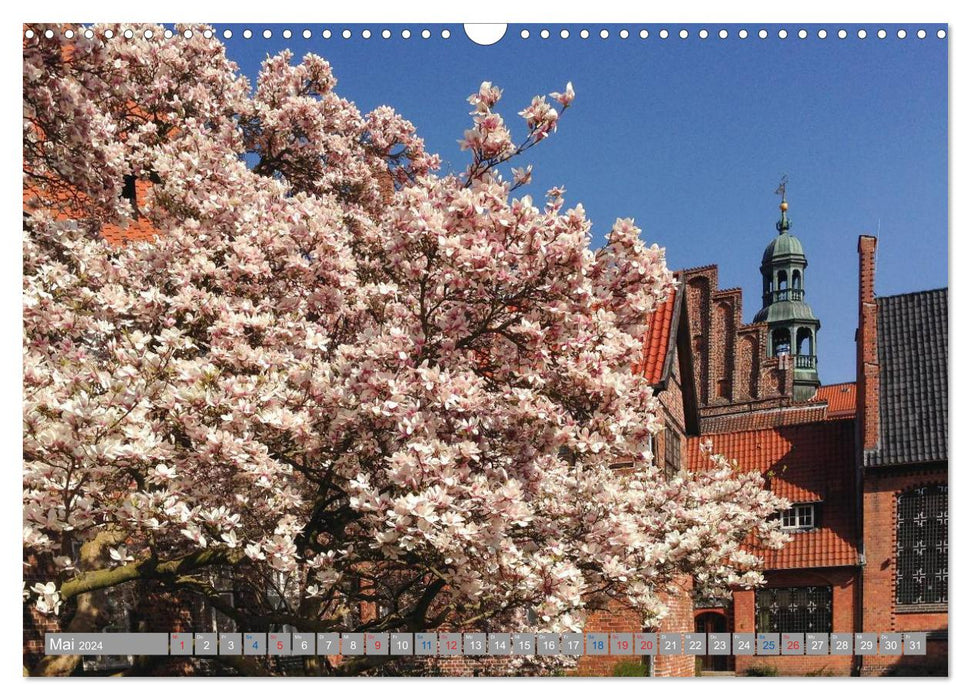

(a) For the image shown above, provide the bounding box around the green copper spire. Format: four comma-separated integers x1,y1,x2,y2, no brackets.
753,181,821,401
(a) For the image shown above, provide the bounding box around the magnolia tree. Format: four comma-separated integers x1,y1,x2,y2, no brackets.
23,24,789,676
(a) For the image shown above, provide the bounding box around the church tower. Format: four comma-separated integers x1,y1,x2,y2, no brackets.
753,185,821,401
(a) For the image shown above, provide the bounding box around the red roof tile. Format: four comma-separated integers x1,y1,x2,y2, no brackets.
814,382,857,418
101,180,158,245
25,174,159,246
640,288,677,386
100,217,158,245
687,420,858,570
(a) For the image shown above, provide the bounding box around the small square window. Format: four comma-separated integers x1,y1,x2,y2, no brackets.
781,503,816,531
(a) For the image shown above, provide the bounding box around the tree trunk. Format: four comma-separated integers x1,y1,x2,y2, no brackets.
29,529,126,676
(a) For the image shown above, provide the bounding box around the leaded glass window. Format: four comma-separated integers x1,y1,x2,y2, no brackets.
664,430,681,477
756,586,832,633
895,484,948,606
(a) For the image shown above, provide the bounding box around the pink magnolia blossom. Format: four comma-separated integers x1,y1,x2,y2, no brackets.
550,82,575,107
468,81,503,113
23,23,788,675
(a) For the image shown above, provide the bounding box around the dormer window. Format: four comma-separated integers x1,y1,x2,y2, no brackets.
122,173,139,219
781,503,816,531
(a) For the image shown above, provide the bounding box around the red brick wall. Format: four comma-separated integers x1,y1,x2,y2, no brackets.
685,268,714,407
711,292,739,404
680,267,804,429
735,331,761,400
653,578,695,677
574,577,695,677
415,653,520,677
658,351,686,435
575,599,647,676
23,555,60,672
861,466,948,676
657,351,687,473
857,235,879,450
732,567,858,676
760,362,791,398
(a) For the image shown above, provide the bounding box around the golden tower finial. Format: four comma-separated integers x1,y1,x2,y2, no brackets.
774,175,790,232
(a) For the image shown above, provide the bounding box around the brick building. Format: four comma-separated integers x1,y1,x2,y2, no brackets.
618,199,948,676
856,238,948,676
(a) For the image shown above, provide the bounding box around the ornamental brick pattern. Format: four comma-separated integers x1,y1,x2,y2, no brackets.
681,265,799,417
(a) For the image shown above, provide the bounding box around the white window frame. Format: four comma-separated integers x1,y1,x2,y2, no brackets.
781,503,816,531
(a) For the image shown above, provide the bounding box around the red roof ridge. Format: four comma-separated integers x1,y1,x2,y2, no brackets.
813,382,857,417
639,285,679,386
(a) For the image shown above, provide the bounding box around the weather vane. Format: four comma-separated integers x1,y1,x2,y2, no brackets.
774,175,791,232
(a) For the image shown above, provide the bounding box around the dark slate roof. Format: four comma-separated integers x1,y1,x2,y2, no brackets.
864,288,948,467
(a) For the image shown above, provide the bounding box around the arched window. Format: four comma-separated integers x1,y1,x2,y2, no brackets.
792,270,802,289
896,485,948,606
772,328,791,357
777,270,788,290
796,327,813,356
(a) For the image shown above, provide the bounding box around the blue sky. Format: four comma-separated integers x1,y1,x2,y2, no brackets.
219,24,947,384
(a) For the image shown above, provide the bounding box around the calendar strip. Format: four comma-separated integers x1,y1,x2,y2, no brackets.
44,632,928,657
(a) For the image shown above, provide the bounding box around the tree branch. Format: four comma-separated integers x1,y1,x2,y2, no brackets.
60,548,246,600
